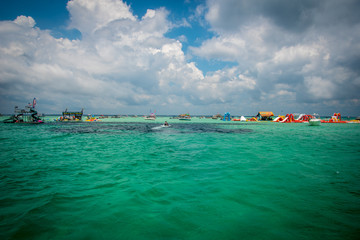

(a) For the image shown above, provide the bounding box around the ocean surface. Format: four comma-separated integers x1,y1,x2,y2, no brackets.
0,117,359,240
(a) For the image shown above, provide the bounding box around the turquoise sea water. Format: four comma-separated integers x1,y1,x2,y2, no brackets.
0,117,359,240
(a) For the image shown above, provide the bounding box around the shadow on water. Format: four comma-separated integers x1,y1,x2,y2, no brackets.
48,122,253,135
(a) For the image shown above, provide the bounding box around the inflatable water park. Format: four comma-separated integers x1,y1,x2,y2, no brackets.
272,113,355,124
224,111,359,124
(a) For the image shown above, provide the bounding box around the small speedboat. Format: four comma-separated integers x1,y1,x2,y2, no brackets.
309,113,321,126
309,118,321,126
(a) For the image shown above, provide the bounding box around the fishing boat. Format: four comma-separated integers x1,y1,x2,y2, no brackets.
3,98,44,124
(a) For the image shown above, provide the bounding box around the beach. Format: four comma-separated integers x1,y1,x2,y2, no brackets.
0,117,359,239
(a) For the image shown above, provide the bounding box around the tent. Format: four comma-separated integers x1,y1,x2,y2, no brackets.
256,112,274,121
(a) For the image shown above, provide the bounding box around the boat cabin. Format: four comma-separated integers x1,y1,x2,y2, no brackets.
61,108,84,121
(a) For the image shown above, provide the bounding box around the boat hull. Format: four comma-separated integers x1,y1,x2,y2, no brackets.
309,119,321,126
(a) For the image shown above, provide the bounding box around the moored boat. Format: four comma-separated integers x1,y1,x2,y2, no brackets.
178,113,191,120
3,98,44,124
309,119,321,126
309,113,321,126
57,108,84,121
144,112,156,120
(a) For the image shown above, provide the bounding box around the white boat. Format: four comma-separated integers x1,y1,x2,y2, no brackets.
309,114,321,126
144,113,156,120
309,119,321,126
144,116,156,120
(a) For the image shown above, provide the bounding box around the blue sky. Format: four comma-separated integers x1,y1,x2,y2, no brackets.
0,0,360,116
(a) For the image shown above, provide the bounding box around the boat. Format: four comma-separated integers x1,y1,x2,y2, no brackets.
178,113,191,120
3,98,44,124
309,114,321,126
212,114,222,120
309,119,321,126
57,108,84,121
144,112,156,120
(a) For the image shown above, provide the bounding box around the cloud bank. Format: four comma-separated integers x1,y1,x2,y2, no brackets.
191,0,360,115
0,0,359,115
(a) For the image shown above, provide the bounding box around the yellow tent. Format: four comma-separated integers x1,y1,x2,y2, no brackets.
257,112,274,120
258,112,274,117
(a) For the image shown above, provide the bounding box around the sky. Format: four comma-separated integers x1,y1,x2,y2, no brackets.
0,0,360,116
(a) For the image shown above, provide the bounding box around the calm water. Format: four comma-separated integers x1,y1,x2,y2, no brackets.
0,117,359,239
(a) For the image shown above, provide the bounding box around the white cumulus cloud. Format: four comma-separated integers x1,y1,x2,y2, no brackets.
0,0,216,114
0,0,360,116
188,0,360,115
